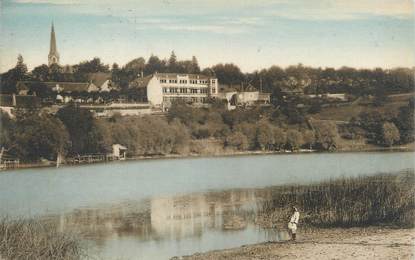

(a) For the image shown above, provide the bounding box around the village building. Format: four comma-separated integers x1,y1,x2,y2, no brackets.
129,73,218,110
0,94,41,117
216,84,271,109
87,72,117,92
112,144,127,160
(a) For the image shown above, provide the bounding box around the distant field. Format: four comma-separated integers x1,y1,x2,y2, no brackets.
314,93,413,121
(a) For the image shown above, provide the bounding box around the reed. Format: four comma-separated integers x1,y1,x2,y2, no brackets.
0,218,87,260
261,170,415,227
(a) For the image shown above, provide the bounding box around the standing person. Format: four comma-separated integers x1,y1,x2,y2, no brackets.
288,206,300,241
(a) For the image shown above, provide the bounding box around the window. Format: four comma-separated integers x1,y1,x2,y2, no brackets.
163,87,168,93
212,88,216,94
212,80,216,84
160,79,167,83
190,88,198,94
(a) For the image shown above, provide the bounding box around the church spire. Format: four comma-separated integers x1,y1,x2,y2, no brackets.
48,22,60,66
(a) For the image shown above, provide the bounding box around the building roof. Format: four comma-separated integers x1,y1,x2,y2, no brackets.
219,84,240,93
87,72,111,87
45,82,91,92
18,81,91,93
0,94,41,108
129,75,153,89
154,73,215,80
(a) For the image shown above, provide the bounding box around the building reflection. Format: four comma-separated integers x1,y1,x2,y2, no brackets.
52,188,273,243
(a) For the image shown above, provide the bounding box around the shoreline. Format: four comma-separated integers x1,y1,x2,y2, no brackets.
1,146,413,171
174,227,415,260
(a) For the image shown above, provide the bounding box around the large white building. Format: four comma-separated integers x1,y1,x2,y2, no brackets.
130,73,218,109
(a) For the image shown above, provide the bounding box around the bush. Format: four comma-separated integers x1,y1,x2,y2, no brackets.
262,171,415,227
226,131,249,151
381,122,400,147
285,129,303,151
0,218,86,259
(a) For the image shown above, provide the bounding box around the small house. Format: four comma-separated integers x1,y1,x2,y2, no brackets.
112,144,127,160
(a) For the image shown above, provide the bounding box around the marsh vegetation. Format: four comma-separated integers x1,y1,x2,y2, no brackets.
260,170,415,228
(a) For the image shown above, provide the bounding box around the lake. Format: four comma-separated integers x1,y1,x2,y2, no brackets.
0,152,413,259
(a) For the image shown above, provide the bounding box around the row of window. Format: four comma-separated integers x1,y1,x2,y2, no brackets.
163,96,207,103
163,87,212,94
160,79,216,85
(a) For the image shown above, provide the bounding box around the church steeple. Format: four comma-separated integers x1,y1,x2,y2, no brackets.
48,22,60,66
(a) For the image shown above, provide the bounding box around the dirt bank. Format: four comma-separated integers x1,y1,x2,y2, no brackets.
175,227,415,260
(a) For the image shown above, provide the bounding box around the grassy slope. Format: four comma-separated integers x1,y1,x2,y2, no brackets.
313,93,413,121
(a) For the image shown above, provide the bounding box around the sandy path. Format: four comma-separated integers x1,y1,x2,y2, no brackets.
175,227,415,260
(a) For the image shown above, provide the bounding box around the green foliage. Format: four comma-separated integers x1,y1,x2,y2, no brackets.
381,122,400,147
256,120,275,150
12,113,69,162
302,129,315,149
107,116,191,155
263,171,415,227
211,63,245,86
0,112,15,149
226,131,249,151
57,103,110,155
73,57,109,81
234,122,258,149
314,121,338,151
31,64,50,81
0,55,29,93
285,129,303,151
273,127,286,151
394,100,414,144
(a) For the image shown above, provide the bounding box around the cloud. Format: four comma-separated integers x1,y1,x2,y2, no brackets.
270,0,414,20
12,0,80,4
12,0,413,20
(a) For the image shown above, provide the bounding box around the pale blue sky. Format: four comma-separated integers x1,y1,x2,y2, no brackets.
1,0,414,72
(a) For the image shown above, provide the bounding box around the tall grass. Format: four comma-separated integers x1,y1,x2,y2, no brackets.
261,170,415,227
0,218,86,260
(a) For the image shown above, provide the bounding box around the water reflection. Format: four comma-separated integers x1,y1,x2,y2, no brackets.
49,188,284,259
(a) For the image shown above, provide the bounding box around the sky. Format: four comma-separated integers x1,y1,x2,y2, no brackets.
0,0,414,73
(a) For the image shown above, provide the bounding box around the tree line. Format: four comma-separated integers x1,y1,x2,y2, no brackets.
1,53,413,99
0,96,413,162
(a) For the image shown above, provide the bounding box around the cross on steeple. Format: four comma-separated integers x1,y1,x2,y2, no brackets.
48,22,60,66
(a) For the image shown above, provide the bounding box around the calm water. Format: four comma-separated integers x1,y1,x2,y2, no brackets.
0,152,414,259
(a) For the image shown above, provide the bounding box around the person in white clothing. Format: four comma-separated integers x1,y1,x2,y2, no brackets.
288,206,300,241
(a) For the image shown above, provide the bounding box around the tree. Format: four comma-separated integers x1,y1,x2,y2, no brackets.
273,127,286,151
226,131,249,151
0,111,15,150
314,121,338,151
0,54,29,93
167,51,178,72
124,57,146,76
48,63,64,81
144,55,166,75
381,122,400,147
190,56,200,74
234,122,258,149
31,64,50,81
15,54,28,79
73,57,109,81
394,100,414,144
12,113,69,162
286,129,303,151
211,63,245,86
256,121,274,150
302,130,315,150
56,103,108,155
